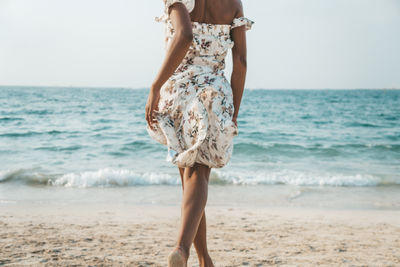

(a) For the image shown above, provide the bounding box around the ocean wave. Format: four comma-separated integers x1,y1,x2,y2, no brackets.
0,168,180,188
330,143,400,153
20,109,53,115
121,140,156,151
1,168,399,188
211,169,397,187
234,142,400,155
0,168,58,185
34,144,84,152
0,130,64,138
0,117,25,122
344,122,382,128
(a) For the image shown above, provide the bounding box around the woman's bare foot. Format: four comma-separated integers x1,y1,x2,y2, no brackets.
168,246,189,267
199,254,215,267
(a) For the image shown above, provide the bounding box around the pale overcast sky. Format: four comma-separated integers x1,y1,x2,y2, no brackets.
0,0,399,89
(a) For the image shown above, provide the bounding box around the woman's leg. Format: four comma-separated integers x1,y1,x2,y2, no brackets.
178,168,214,266
172,163,210,264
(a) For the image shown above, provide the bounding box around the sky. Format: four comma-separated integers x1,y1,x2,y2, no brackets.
0,0,399,89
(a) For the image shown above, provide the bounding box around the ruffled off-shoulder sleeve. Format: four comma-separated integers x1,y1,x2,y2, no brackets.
156,0,195,22
164,0,195,14
231,17,254,31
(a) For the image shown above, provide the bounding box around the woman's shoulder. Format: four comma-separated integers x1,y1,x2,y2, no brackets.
163,0,195,14
156,0,195,23
229,0,254,30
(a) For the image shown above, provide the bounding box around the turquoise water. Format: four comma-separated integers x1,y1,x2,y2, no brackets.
0,86,399,188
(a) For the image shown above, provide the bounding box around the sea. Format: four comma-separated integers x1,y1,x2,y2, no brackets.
1,86,399,210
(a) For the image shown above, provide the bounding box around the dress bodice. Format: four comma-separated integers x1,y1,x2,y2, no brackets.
156,0,254,76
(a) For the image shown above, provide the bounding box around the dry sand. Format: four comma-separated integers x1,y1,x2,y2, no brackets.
0,204,399,266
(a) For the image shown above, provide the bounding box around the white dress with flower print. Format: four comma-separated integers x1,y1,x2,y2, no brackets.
147,0,254,168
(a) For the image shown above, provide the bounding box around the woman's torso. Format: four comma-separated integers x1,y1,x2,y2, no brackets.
159,0,244,78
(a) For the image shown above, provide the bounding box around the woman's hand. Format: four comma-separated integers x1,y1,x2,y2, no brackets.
232,115,238,128
145,86,161,130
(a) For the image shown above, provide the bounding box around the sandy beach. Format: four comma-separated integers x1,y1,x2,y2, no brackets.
1,201,399,267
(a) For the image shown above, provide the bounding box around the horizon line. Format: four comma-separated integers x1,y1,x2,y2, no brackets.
0,84,399,90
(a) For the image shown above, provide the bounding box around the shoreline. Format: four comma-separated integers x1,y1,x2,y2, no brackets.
2,183,400,211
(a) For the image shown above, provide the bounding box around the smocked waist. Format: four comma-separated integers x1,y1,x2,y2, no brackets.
172,64,226,78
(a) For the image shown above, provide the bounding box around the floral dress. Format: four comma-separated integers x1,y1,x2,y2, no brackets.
146,0,254,168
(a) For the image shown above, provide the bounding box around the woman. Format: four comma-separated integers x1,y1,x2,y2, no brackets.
145,0,253,266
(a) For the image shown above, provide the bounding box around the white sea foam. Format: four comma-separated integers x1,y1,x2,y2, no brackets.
51,168,180,188
0,169,11,182
212,169,390,187
1,167,397,188
0,168,179,188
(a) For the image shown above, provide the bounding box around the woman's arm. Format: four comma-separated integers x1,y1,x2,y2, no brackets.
151,3,193,89
145,3,193,129
230,7,247,127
